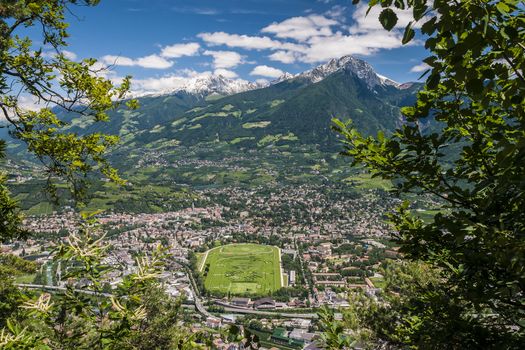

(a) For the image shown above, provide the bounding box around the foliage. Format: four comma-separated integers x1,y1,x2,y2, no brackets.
333,0,525,347
0,140,26,240
0,2,214,349
0,251,38,328
0,253,38,276
317,305,352,349
0,216,202,349
340,260,517,349
0,0,136,240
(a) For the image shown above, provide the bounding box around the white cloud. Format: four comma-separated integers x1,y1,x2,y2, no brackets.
172,7,219,15
410,62,430,73
250,65,285,78
161,43,200,58
199,32,278,50
61,50,77,61
268,51,298,64
214,68,238,79
302,31,405,63
203,50,243,69
290,3,423,63
262,15,337,42
18,95,42,111
135,54,174,69
325,5,347,22
101,54,173,69
42,49,77,61
197,4,423,65
101,55,135,66
198,31,306,53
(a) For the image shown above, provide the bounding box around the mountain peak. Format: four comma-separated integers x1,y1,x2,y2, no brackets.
299,55,399,89
271,72,296,84
180,74,262,96
133,55,401,99
133,74,266,98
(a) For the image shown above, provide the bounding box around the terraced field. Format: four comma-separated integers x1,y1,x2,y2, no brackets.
200,243,282,295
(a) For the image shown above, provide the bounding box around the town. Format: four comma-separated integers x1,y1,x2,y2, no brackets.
2,182,408,349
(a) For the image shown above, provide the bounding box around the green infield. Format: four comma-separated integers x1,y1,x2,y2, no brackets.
200,243,282,295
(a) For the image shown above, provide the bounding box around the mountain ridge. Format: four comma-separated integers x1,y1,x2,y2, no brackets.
131,55,412,100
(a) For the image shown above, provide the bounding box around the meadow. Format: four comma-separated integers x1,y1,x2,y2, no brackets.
200,243,282,296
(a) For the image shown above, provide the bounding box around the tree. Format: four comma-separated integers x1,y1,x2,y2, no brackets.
333,0,524,347
317,305,353,349
0,1,199,348
340,260,485,349
0,254,37,328
0,217,196,349
0,0,135,241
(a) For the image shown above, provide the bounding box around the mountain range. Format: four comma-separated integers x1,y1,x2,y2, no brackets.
60,55,421,155
4,55,422,160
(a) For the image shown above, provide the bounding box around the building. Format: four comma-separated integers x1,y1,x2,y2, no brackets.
289,328,316,344
315,280,346,287
289,270,296,286
270,328,306,347
318,242,332,256
206,316,222,329
253,297,275,310
230,297,251,308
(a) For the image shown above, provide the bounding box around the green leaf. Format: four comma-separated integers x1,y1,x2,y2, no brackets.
426,72,440,89
413,3,428,21
379,8,398,31
421,16,437,35
496,2,510,15
465,78,484,95
394,0,405,10
402,22,415,44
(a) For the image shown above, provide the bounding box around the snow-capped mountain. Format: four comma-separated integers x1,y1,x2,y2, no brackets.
133,75,268,98
271,72,296,84
298,55,400,89
177,75,267,96
134,55,402,99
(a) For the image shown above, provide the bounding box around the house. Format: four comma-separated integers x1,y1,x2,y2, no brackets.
364,277,375,289
304,342,323,350
318,242,332,256
206,316,222,329
230,297,251,308
315,280,346,287
275,302,287,309
289,328,316,344
289,270,296,286
253,297,275,310
270,327,306,347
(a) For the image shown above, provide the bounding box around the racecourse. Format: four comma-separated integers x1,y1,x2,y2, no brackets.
201,243,282,295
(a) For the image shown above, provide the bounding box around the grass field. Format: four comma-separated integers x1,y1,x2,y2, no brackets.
201,243,282,295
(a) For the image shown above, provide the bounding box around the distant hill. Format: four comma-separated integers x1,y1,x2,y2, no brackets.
4,55,422,158
107,55,421,152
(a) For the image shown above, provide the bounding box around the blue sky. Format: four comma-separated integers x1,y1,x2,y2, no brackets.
51,0,429,95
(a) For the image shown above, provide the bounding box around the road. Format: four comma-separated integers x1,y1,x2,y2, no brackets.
219,305,319,319
294,239,316,305
198,249,210,272
184,267,212,318
278,247,284,287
